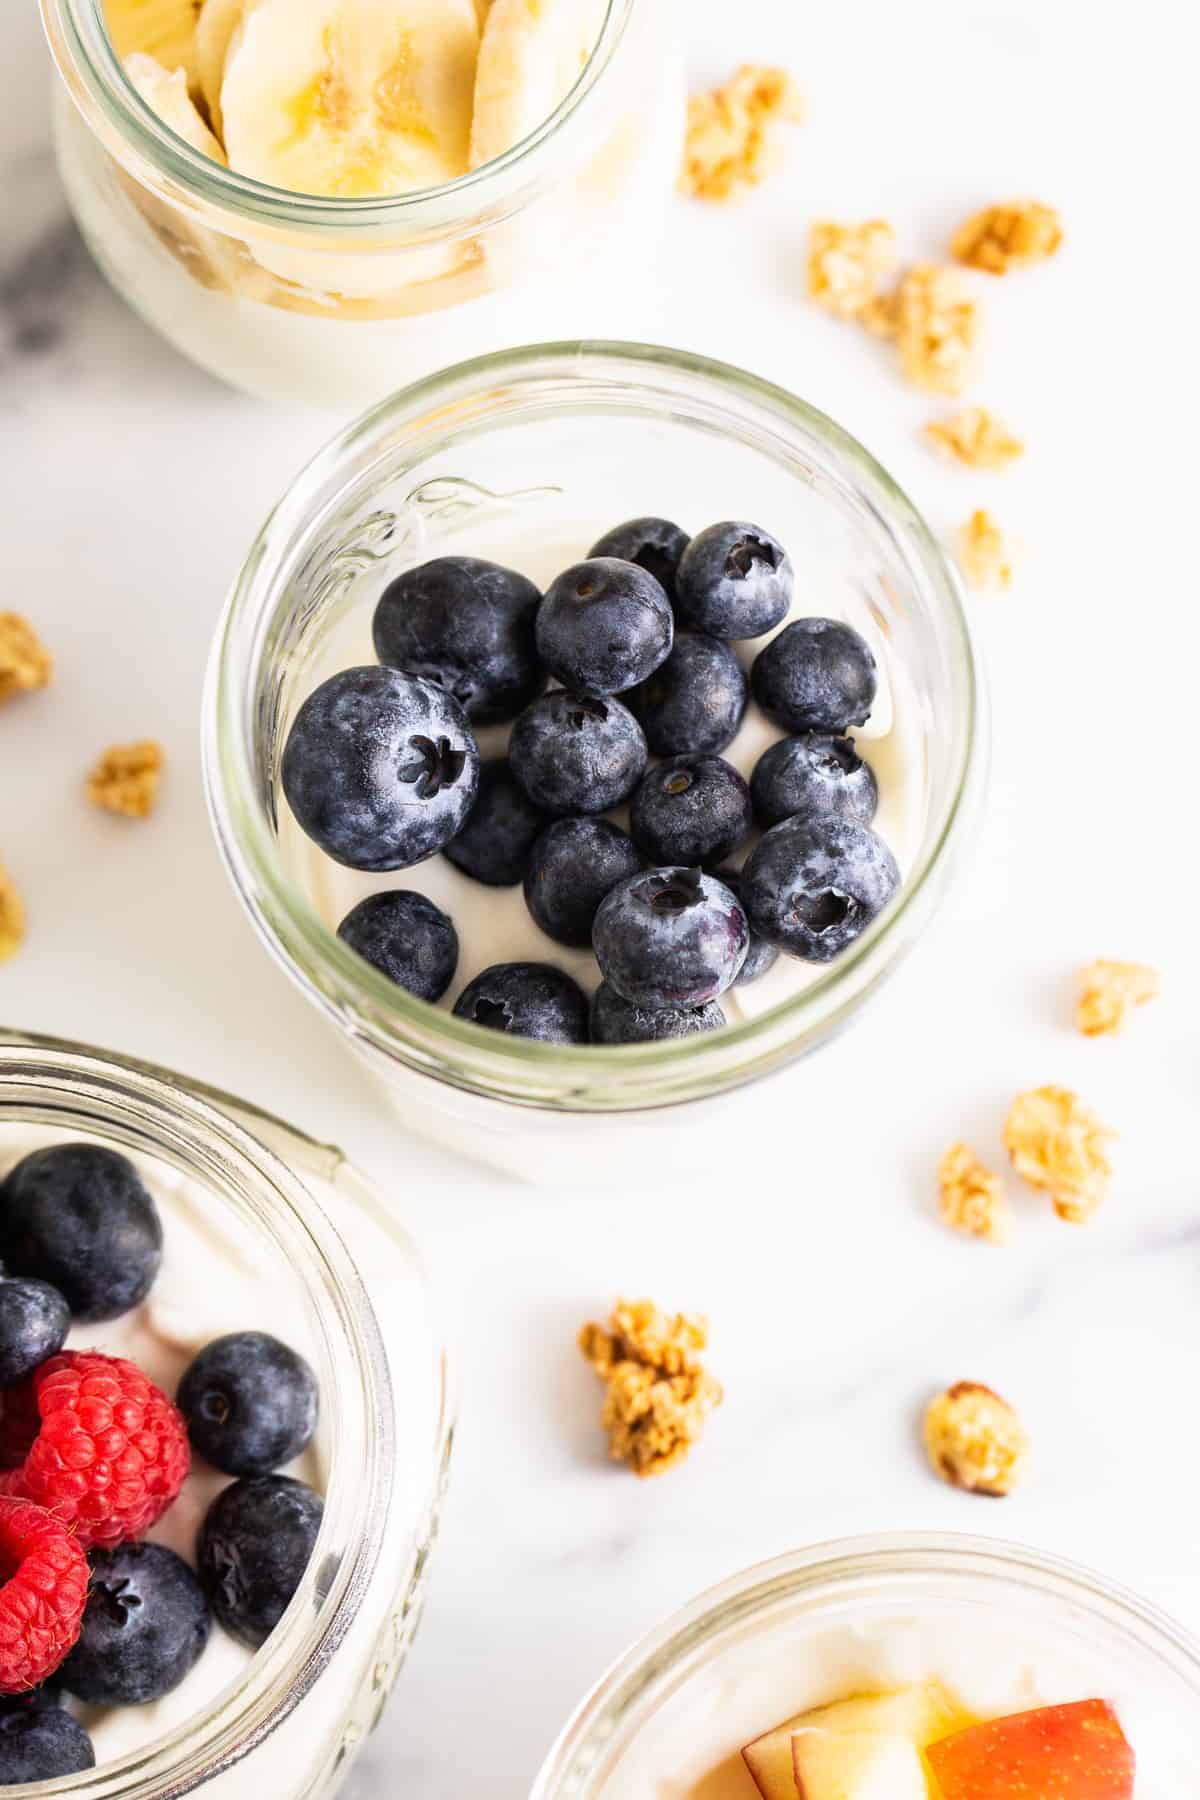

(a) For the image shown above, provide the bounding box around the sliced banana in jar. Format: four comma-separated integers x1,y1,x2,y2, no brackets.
124,49,226,159
469,0,607,169
119,53,262,301
220,0,480,199
193,0,253,139
105,0,203,86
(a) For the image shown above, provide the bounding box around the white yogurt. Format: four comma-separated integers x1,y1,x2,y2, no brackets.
278,519,927,1028
0,1124,440,1792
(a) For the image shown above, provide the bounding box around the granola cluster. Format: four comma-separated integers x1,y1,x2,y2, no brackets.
807,220,898,319
1004,1085,1114,1224
579,1298,723,1478
959,508,1016,591
86,741,165,819
938,1142,1008,1245
1077,959,1160,1038
0,613,53,704
891,263,982,394
924,406,1024,470
679,65,802,203
0,865,25,964
952,201,1063,275
924,1381,1029,1497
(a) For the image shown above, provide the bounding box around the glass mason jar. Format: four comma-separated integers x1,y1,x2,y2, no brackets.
38,0,680,408
204,341,987,1181
0,1027,454,1800
532,1534,1200,1797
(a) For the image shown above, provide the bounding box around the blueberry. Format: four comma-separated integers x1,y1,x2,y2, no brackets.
443,758,547,887
593,867,748,1009
178,1331,319,1477
60,1544,210,1706
372,556,544,726
750,618,877,734
741,815,900,961
0,1143,161,1323
630,755,753,869
523,818,643,949
588,517,690,600
627,632,748,758
282,667,479,872
750,732,878,828
0,1278,69,1386
508,691,647,816
198,1475,323,1651
0,1694,93,1783
711,867,780,986
590,983,725,1044
452,963,589,1044
535,558,673,696
337,890,458,1002
675,521,793,639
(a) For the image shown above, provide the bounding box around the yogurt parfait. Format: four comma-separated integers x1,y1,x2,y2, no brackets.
206,342,984,1178
0,1031,452,1795
39,0,680,404
532,1537,1200,1799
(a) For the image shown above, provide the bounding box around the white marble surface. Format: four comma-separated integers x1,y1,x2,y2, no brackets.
1,0,1197,1792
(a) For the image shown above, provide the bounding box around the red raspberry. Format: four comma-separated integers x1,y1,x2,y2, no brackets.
0,1497,88,1690
0,1351,190,1551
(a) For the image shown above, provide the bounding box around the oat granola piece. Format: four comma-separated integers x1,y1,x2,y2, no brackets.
890,263,981,394
924,1381,1029,1496
86,741,164,819
924,407,1024,470
807,219,898,319
0,614,53,704
859,296,900,342
0,865,25,963
959,508,1016,591
1004,1085,1114,1223
679,65,803,203
951,201,1063,275
1077,959,1161,1037
938,1142,1009,1245
578,1298,723,1478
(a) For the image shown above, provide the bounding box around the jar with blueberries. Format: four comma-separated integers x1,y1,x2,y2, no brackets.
205,341,987,1181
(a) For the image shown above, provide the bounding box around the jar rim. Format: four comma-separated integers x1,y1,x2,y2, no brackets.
531,1531,1200,1798
38,0,634,235
0,1027,454,1798
204,339,986,1112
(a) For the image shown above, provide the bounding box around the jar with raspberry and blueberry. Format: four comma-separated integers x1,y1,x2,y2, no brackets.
0,1030,451,1795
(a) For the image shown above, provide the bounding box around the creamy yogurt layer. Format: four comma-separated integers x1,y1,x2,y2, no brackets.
278,516,926,1028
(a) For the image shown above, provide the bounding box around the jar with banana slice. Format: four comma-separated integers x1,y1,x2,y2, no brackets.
41,0,681,404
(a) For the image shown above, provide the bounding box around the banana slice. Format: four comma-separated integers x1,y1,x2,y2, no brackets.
194,0,251,139
105,0,202,87
120,54,260,301
221,0,479,199
469,0,607,169
124,50,226,159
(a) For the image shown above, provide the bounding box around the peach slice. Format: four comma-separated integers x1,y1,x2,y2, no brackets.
926,1699,1135,1799
791,1727,928,1799
741,1683,969,1799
